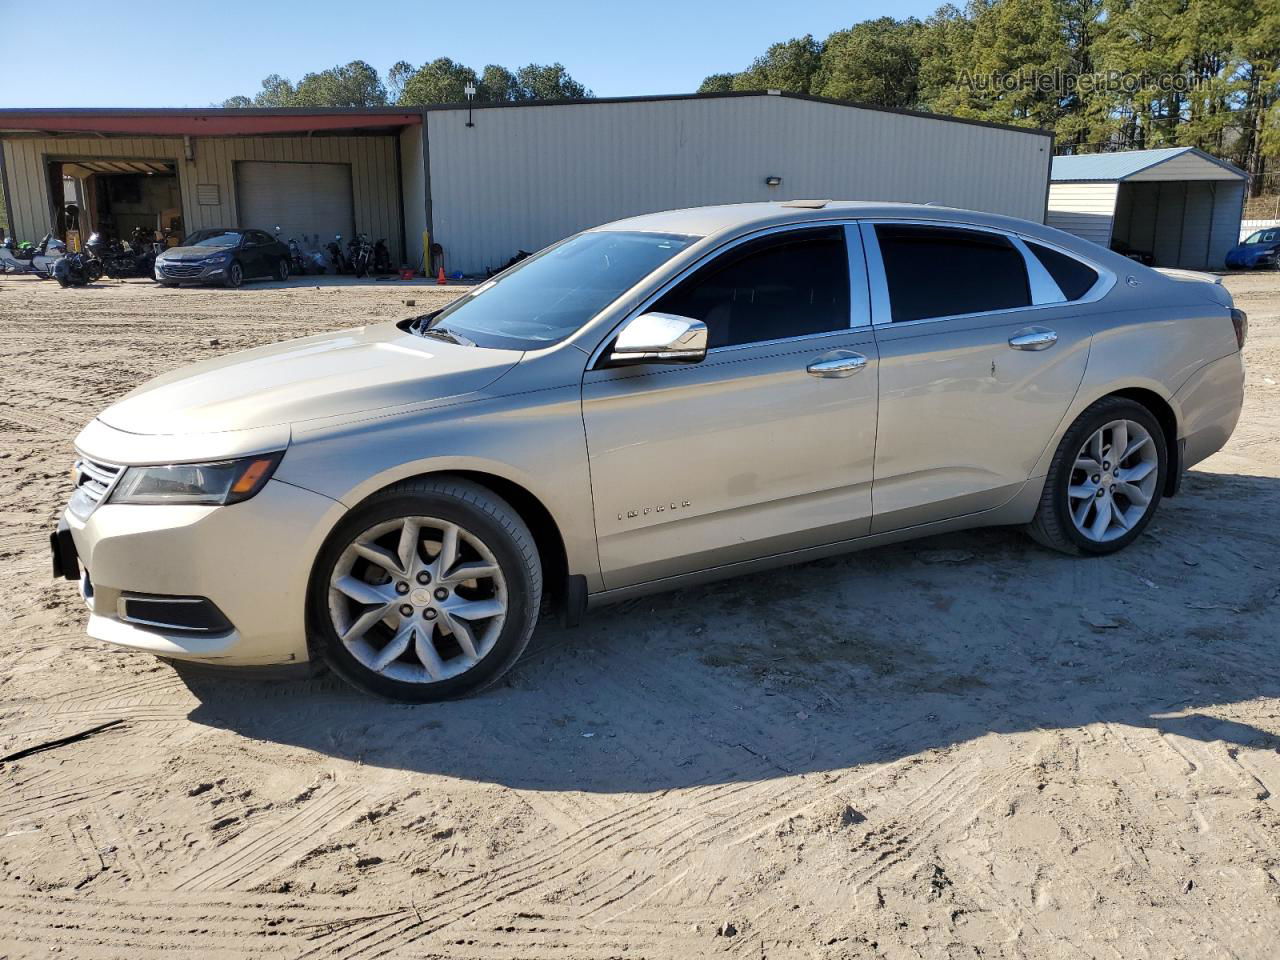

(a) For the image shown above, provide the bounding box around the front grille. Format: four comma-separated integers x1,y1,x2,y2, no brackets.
69,457,122,518
160,262,203,278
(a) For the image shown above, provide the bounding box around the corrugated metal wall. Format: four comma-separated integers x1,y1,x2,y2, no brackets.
1046,182,1118,246
427,96,1053,275
1,134,402,260
1126,152,1242,182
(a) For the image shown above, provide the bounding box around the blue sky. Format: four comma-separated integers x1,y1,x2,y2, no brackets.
6,1,942,108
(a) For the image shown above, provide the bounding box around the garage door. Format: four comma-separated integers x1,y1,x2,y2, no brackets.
235,161,354,243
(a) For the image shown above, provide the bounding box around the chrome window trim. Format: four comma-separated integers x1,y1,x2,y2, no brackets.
1009,235,1067,305
859,218,1116,329
587,219,870,370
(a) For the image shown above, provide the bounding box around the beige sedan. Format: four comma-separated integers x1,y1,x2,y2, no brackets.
53,201,1246,701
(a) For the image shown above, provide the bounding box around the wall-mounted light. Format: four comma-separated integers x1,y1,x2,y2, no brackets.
765,176,782,187
464,83,477,128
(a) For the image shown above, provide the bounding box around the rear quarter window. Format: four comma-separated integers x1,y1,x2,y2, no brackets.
1027,242,1100,301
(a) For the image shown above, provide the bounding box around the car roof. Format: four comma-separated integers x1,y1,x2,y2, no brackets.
593,200,1124,266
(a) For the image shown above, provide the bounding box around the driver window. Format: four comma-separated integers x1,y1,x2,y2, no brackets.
651,227,850,349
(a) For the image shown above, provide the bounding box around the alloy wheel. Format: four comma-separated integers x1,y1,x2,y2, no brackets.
327,516,507,683
1067,419,1159,543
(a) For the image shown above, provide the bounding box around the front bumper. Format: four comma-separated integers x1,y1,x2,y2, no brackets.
1226,253,1277,269
62,478,346,666
155,259,227,283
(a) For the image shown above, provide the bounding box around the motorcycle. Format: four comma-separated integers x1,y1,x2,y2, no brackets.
372,238,393,275
347,232,374,278
89,227,160,279
52,250,103,287
1,233,66,277
288,237,310,277
326,234,349,274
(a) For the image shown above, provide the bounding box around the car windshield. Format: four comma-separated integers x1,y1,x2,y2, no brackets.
425,231,699,350
1243,230,1278,245
186,230,242,248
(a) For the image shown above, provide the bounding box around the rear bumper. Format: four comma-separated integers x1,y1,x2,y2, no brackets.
1175,351,1245,471
64,478,346,666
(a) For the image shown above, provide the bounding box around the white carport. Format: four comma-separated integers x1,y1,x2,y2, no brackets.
1047,147,1247,270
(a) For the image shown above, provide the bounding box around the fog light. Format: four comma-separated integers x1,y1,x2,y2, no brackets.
117,594,233,633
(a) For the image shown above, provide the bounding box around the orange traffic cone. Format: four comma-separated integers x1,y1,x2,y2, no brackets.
436,266,447,285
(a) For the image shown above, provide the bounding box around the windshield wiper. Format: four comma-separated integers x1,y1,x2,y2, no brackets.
418,324,474,347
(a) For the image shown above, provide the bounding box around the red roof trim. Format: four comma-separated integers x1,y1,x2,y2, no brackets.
0,113,421,136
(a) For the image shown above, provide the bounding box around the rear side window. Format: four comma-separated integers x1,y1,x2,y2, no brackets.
1027,242,1100,301
653,227,850,348
875,225,1030,323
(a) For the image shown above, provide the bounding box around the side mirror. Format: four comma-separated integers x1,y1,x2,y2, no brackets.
606,313,707,366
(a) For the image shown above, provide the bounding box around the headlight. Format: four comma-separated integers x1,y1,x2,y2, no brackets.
109,453,282,506
200,253,231,265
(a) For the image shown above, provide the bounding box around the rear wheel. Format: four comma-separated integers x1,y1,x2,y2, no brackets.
276,258,290,282
1028,396,1167,555
309,477,542,702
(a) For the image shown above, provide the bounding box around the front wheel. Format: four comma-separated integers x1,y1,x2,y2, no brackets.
224,260,244,288
309,477,542,702
1028,396,1167,555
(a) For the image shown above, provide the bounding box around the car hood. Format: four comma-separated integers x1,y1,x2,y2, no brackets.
158,246,232,262
97,322,523,437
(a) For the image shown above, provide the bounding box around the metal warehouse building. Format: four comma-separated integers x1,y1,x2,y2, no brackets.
1,93,1053,277
1047,147,1247,270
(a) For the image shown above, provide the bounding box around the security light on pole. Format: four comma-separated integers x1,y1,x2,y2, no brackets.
464,84,476,128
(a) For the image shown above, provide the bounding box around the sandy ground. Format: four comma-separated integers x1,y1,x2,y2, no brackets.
0,270,1278,960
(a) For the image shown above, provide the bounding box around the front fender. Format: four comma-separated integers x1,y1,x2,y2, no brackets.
276,384,602,591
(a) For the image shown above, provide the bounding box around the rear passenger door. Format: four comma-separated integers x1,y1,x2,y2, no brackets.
863,222,1102,533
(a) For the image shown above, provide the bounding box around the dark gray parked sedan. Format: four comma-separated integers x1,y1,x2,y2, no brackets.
154,228,291,287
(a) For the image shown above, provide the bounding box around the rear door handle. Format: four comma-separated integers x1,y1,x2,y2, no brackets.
806,350,867,378
1008,328,1058,351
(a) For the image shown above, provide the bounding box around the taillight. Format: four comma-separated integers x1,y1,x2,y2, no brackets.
1230,308,1248,350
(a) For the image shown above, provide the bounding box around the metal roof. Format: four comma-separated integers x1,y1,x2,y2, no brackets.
1051,146,1246,182
0,92,1052,140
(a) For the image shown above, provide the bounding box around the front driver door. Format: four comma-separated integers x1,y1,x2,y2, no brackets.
862,222,1096,533
582,224,880,590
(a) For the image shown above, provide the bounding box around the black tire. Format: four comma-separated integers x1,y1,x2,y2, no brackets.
1027,396,1167,556
276,258,290,282
308,477,542,702
224,260,244,288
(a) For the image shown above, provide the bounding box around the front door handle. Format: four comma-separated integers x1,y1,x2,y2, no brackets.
1008,327,1058,351
806,350,868,378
